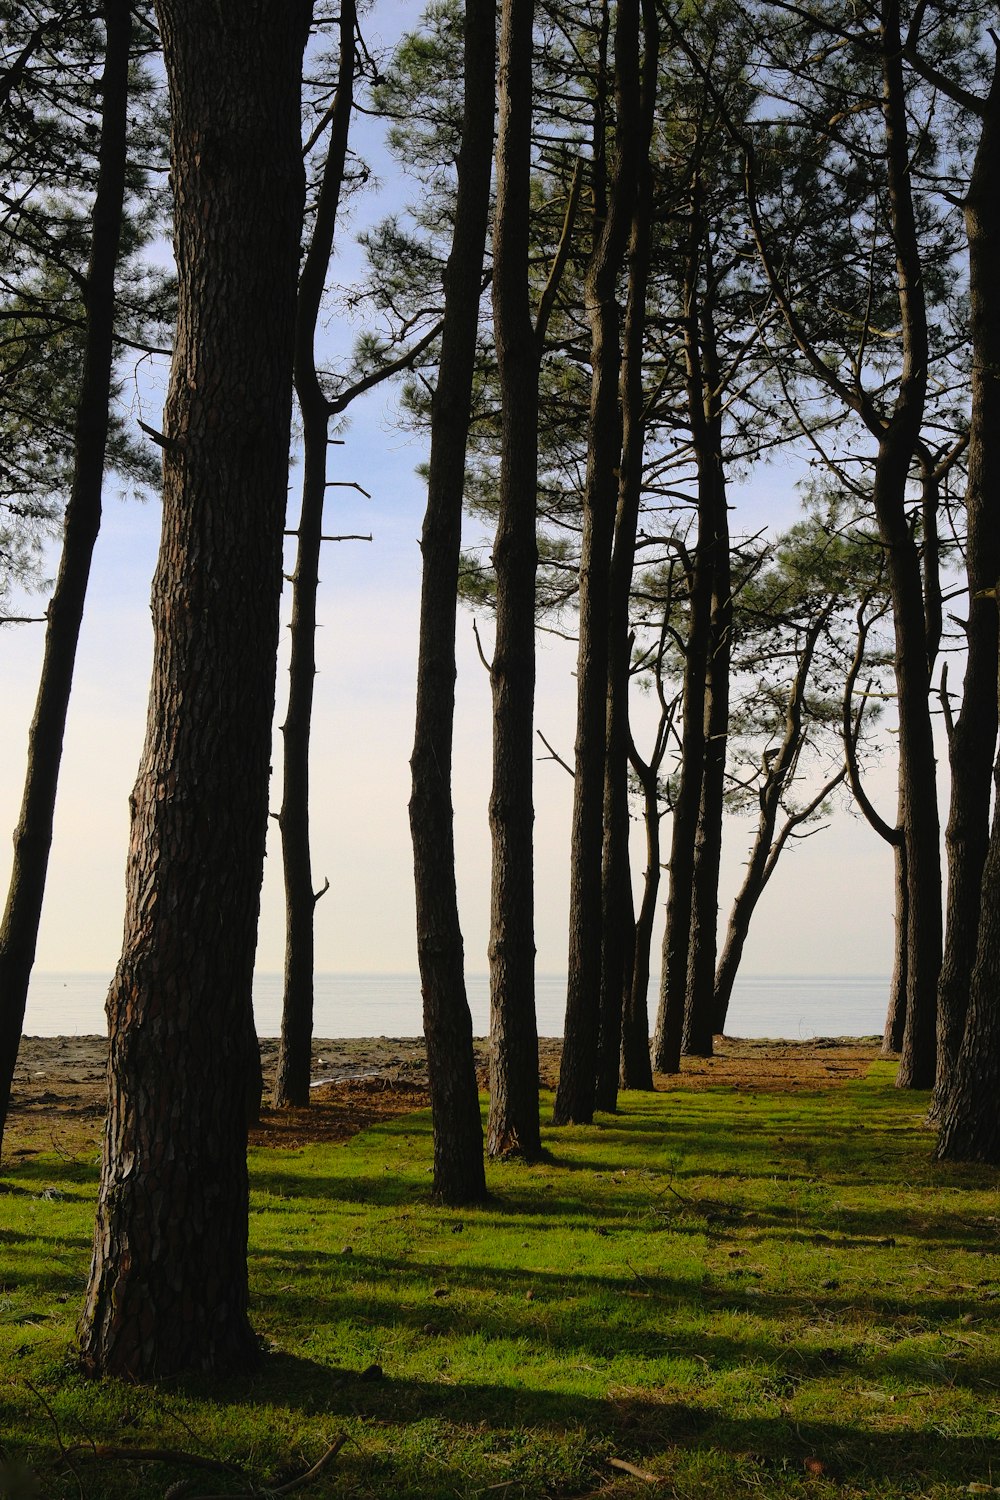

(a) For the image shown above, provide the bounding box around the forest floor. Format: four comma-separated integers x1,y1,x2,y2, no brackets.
5,1033,883,1157
5,1037,1000,1500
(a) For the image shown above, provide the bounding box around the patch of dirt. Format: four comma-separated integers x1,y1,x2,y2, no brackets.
3,1033,884,1158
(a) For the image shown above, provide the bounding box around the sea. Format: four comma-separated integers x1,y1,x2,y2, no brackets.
20,971,888,1040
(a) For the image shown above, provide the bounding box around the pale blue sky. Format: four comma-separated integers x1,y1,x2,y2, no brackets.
0,441,897,983
0,0,898,1000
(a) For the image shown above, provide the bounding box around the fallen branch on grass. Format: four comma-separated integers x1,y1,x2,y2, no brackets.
65,1446,243,1475
181,1436,347,1499
607,1456,660,1482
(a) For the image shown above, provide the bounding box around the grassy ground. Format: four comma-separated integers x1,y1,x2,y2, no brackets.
2,1063,1000,1499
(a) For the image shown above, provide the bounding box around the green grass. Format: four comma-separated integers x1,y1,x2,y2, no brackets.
3,1065,1000,1498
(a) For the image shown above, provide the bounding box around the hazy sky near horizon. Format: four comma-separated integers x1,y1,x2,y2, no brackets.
0,1,899,1010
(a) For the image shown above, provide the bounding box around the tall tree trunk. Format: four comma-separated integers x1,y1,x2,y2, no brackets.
555,0,639,1126
685,607,729,1054
875,0,939,1089
273,0,357,1110
683,288,730,1059
652,180,714,1076
408,0,494,1203
653,555,710,1073
934,741,1000,1163
841,596,907,1055
932,64,1000,1116
880,824,908,1053
622,617,672,1089
77,0,311,1379
0,0,131,1160
620,757,657,1089
595,0,658,1113
487,0,541,1162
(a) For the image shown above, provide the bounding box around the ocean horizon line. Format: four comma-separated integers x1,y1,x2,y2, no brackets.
22,970,892,1041
31,968,893,982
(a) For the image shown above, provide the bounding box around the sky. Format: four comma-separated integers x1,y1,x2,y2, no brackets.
0,1,899,997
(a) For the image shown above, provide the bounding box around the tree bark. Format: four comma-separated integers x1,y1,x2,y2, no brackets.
595,0,658,1113
932,61,1000,1115
408,0,494,1202
487,0,541,1162
880,835,907,1053
555,0,639,1125
273,0,357,1110
77,0,311,1379
0,0,131,1160
683,288,730,1059
621,623,671,1091
652,179,715,1076
873,0,939,1088
620,755,657,1089
934,746,1000,1162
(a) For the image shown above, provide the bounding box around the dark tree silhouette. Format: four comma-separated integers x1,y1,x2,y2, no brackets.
408,0,495,1204
78,0,312,1378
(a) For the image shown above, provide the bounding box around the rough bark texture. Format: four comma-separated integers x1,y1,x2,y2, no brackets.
876,0,940,1090
555,0,639,1126
652,185,715,1076
0,0,130,1160
683,290,730,1059
273,0,357,1110
487,0,541,1162
595,0,657,1113
934,749,1000,1162
77,0,311,1379
881,833,908,1054
653,554,710,1074
408,0,494,1202
933,64,1000,1115
620,757,657,1090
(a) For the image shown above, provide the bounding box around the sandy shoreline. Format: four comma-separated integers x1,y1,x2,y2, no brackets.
13,1031,880,1094
3,1033,882,1157
14,1033,453,1089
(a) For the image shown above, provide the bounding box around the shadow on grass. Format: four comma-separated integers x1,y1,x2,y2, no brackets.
0,1155,98,1193
206,1350,1000,1493
248,1243,1000,1393
248,1145,1000,1258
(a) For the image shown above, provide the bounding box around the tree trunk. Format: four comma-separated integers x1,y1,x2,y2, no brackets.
934,748,1000,1162
273,0,357,1110
652,181,715,1076
595,0,657,1113
932,64,1000,1115
880,835,908,1053
555,0,639,1126
874,0,939,1089
77,0,311,1379
620,760,657,1089
653,543,712,1076
683,290,730,1059
408,0,494,1203
622,616,671,1090
487,0,541,1162
0,0,131,1160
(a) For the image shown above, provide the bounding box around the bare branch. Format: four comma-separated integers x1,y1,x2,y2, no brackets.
536,729,575,777
534,158,584,347
471,617,493,673
324,480,372,497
